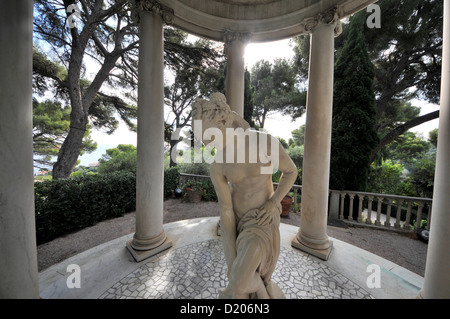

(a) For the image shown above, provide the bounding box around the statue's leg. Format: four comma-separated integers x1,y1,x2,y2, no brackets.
220,239,268,299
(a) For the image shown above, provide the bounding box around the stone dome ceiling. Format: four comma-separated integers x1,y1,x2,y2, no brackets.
158,0,378,42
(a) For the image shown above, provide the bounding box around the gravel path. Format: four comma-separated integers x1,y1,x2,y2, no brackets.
37,199,428,277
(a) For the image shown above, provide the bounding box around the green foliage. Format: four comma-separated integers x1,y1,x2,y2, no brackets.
292,0,442,163
71,165,98,178
407,151,436,198
35,167,185,244
272,170,282,183
250,59,304,128
364,0,443,105
412,219,428,230
376,101,422,144
33,99,70,165
273,166,302,186
277,137,288,149
367,128,436,197
382,132,431,166
34,175,53,182
287,145,303,166
182,179,217,202
33,99,97,168
97,144,137,175
164,167,181,198
179,161,211,176
367,151,436,198
90,94,137,133
198,181,217,201
429,128,438,148
244,68,256,127
330,12,379,191
176,147,212,176
177,151,217,201
290,125,306,147
32,46,67,96
34,172,136,244
367,160,408,195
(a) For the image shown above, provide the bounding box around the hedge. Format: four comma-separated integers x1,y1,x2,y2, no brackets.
164,167,181,198
35,169,181,245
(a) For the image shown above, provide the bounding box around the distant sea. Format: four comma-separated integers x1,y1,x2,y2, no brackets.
33,143,117,175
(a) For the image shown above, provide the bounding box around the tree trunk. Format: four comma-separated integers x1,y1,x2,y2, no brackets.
52,47,120,178
52,114,88,178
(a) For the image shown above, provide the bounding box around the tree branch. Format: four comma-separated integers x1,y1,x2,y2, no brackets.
370,110,440,162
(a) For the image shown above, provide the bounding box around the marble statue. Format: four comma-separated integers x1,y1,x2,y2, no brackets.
192,92,298,299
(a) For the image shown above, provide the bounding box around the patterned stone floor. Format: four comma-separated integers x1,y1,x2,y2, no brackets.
99,239,374,299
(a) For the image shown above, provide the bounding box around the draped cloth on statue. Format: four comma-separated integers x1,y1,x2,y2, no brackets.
235,209,285,299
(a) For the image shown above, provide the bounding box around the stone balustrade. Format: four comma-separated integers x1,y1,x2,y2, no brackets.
280,184,432,232
180,174,432,233
328,190,432,232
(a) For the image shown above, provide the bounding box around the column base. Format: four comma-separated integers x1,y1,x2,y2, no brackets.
291,236,333,261
126,237,173,262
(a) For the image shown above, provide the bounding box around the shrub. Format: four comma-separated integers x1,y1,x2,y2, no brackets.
367,160,406,195
272,170,282,183
97,149,137,175
199,180,217,201
179,161,211,176
164,167,180,198
35,168,184,244
273,168,302,186
34,171,136,245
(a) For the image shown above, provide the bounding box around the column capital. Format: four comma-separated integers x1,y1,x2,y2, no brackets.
223,30,252,45
129,0,174,25
301,6,342,37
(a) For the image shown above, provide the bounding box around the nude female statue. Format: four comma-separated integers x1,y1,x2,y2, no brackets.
192,92,298,299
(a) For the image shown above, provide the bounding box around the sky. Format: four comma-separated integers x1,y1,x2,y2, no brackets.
78,39,439,167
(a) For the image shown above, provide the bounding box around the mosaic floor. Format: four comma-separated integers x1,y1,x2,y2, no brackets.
99,239,374,299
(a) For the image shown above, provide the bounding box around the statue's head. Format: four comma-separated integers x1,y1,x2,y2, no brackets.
192,92,250,140
192,92,233,133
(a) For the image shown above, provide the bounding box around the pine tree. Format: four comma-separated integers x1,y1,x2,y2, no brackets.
329,12,379,191
292,0,443,162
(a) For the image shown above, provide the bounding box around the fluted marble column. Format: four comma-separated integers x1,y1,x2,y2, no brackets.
292,9,341,261
419,0,450,299
224,31,250,118
126,0,173,262
0,0,39,298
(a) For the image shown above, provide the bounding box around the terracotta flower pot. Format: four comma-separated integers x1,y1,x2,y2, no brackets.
280,195,293,217
185,187,203,203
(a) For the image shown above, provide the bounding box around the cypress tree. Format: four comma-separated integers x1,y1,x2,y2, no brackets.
330,12,379,191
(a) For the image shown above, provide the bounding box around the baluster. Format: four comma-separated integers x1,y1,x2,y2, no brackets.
357,195,364,223
427,203,432,230
366,196,374,225
395,199,403,229
415,202,424,231
348,193,355,221
404,201,413,230
375,197,384,226
339,193,346,220
384,198,393,228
